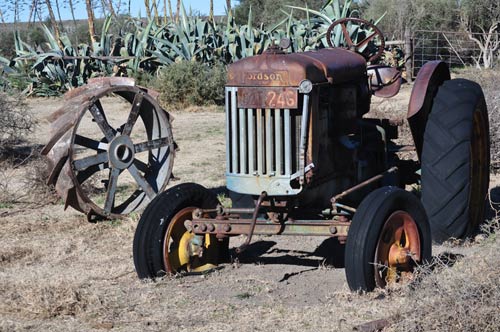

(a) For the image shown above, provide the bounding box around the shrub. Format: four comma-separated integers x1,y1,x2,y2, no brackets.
0,92,34,152
154,61,227,109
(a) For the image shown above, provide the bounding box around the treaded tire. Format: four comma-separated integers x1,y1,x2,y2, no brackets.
345,187,431,292
133,183,227,279
421,79,490,243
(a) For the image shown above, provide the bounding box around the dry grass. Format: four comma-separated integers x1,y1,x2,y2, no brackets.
1,69,499,331
382,219,500,332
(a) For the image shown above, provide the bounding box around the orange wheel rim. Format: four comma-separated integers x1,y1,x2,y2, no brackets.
469,108,489,230
163,207,219,274
374,211,421,287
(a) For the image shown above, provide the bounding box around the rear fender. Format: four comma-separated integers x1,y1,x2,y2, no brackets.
407,61,450,160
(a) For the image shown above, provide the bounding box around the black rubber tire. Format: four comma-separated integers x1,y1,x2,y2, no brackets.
345,187,432,292
421,78,490,243
133,183,227,279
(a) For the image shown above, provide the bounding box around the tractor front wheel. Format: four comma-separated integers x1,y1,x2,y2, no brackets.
345,187,432,292
133,183,228,278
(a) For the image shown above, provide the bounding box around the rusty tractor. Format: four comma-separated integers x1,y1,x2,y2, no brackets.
43,18,490,291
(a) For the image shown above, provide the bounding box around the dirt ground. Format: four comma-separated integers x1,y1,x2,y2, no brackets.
0,82,498,332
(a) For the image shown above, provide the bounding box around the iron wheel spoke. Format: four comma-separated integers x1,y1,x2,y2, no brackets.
104,167,120,214
76,162,109,183
128,164,156,198
88,101,115,142
73,152,109,171
133,159,149,173
74,134,108,151
122,93,144,136
134,137,172,154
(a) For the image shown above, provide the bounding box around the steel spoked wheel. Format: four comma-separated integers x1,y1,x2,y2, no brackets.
164,207,220,273
374,211,421,287
345,187,431,292
43,78,175,220
326,17,385,63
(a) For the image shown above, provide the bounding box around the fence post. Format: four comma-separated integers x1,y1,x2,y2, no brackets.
404,28,413,82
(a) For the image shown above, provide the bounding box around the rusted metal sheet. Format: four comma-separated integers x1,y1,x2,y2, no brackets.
237,87,298,109
188,218,350,237
367,65,402,98
227,48,367,87
42,77,175,220
407,61,450,159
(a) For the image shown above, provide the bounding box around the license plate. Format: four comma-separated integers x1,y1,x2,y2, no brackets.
237,87,298,109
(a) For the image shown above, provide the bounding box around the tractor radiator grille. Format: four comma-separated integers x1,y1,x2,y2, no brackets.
225,87,301,181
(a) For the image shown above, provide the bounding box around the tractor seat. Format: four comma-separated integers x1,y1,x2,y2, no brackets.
367,65,402,98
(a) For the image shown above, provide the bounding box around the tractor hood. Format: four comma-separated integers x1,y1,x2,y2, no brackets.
226,48,367,87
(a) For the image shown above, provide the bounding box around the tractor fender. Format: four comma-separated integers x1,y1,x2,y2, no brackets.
407,61,450,159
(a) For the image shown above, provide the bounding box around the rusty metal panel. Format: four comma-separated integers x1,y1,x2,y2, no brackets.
227,48,367,87
407,61,450,159
237,87,298,109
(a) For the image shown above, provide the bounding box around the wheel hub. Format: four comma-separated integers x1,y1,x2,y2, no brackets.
164,207,217,273
108,135,135,170
375,210,421,286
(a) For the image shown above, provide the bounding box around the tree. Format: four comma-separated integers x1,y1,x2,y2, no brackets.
234,0,324,28
209,0,214,23
361,0,459,40
175,0,180,23
226,0,231,12
45,0,63,47
144,0,151,20
167,0,173,22
152,0,159,24
107,0,117,17
85,0,97,45
460,0,500,68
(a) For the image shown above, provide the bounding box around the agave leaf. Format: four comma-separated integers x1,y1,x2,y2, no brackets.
286,6,333,24
100,15,113,55
0,56,10,65
41,24,60,51
341,0,351,19
248,5,252,34
333,0,340,20
374,12,386,26
270,12,291,32
180,1,189,33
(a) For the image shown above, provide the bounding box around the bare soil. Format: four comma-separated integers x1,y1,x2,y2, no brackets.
0,80,499,332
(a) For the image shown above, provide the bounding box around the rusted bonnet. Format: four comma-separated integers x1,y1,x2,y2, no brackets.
227,48,367,87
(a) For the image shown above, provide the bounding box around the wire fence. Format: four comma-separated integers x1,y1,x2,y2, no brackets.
412,30,500,75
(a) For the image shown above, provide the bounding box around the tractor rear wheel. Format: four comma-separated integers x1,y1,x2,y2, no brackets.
421,79,490,243
133,183,228,278
345,187,431,292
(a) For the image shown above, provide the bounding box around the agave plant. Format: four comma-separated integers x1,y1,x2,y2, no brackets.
0,0,385,95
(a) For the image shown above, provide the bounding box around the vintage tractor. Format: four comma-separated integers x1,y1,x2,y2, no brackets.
132,18,490,291
43,18,489,291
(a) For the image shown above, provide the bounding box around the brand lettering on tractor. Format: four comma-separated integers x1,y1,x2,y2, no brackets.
245,71,288,83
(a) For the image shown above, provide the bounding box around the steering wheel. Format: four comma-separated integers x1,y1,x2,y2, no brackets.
326,18,385,63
